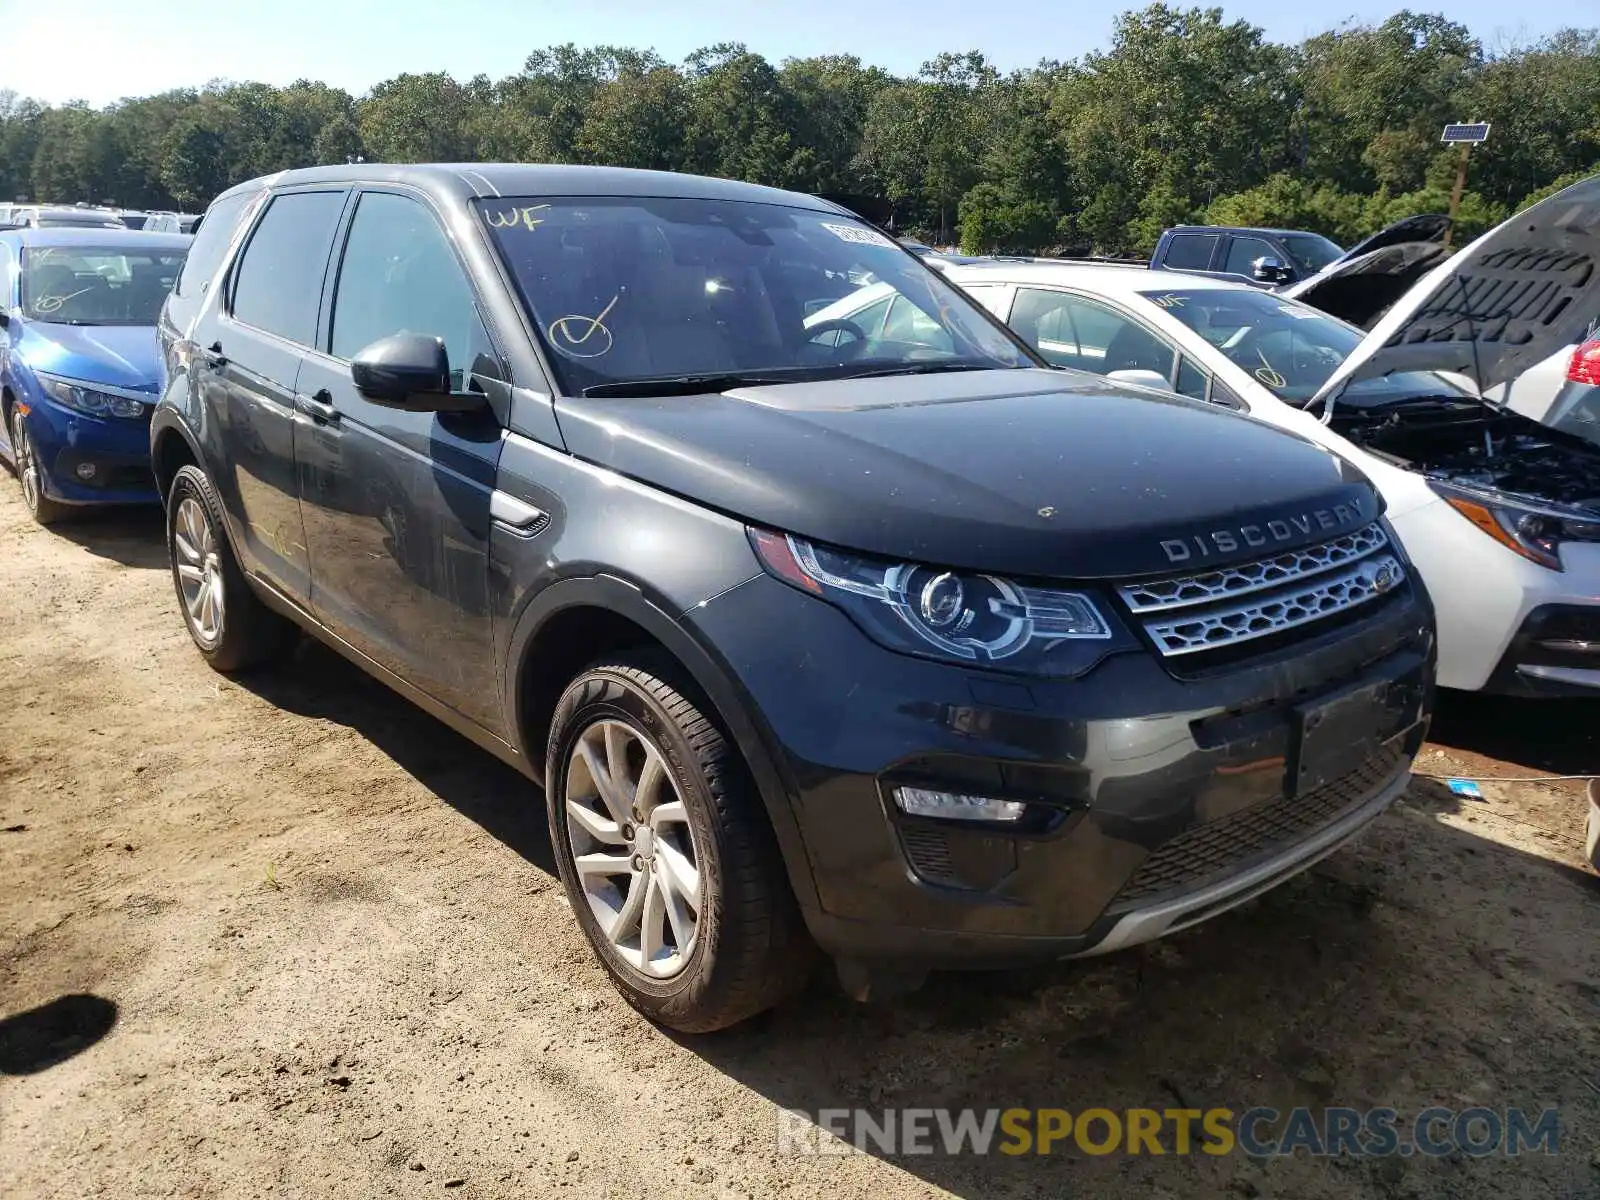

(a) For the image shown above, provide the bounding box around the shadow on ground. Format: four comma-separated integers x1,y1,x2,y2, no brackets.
51,505,168,570
1428,690,1600,777
0,994,119,1075
230,637,556,877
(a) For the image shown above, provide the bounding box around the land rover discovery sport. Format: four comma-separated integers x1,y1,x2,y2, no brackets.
152,165,1435,1031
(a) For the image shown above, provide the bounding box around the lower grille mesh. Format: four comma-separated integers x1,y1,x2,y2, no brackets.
1110,748,1405,907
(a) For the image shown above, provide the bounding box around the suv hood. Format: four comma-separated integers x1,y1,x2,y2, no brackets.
555,368,1379,580
16,321,161,392
1307,174,1600,412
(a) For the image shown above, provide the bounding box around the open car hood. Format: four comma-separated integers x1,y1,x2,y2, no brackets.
1307,175,1600,411
1283,213,1452,329
1340,213,1452,260
1283,241,1452,329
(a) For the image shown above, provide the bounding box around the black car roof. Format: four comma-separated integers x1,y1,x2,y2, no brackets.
215,163,848,215
1168,225,1325,239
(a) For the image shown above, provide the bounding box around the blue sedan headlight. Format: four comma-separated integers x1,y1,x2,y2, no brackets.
37,374,147,419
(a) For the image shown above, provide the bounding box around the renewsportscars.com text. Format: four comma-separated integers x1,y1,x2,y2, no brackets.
775,1106,1560,1158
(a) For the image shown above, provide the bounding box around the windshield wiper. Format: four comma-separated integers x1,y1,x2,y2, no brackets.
582,372,804,398
831,361,998,381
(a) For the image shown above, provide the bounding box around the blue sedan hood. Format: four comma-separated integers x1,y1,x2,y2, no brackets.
17,322,161,393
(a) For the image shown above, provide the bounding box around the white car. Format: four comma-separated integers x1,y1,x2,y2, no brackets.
932,177,1600,695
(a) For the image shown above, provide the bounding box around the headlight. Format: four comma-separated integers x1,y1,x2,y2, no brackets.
750,528,1120,676
38,375,147,419
1430,479,1600,571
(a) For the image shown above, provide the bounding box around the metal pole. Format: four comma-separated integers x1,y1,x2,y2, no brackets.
1445,141,1471,251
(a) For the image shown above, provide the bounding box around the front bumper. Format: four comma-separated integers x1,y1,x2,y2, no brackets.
21,397,158,505
1390,499,1600,693
1485,604,1600,696
689,572,1434,967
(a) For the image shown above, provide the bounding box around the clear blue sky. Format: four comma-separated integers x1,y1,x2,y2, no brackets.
4,0,1577,107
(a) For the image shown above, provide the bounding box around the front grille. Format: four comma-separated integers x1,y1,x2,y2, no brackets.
1119,523,1402,658
1109,747,1405,907
1119,524,1390,612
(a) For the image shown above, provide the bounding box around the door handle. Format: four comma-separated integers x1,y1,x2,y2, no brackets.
296,389,341,424
201,341,227,371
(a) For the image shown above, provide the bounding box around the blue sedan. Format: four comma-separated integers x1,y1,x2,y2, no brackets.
0,228,190,524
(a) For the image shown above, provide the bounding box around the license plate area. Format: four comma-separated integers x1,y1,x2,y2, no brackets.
1289,669,1423,796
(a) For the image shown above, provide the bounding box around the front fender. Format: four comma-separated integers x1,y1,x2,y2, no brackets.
503,573,821,915
148,403,204,509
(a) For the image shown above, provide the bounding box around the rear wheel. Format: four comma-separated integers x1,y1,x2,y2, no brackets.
9,408,70,526
546,658,815,1032
166,464,295,672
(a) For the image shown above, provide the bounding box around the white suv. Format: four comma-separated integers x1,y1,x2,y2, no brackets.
937,176,1600,696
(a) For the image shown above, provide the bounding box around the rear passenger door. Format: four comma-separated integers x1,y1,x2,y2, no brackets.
198,188,348,603
1158,231,1222,276
293,188,507,734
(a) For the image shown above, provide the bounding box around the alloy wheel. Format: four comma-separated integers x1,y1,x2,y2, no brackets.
173,495,224,645
565,718,702,978
11,411,40,512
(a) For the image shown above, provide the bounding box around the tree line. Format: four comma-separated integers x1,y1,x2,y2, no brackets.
3,5,1597,254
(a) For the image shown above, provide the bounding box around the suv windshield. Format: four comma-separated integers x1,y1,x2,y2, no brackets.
1140,287,1467,407
1280,234,1343,276
21,245,187,325
477,196,1033,393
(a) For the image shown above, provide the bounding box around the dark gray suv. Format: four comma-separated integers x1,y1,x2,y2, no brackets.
153,165,1434,1031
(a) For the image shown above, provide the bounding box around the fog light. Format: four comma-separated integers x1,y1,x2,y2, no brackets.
75,462,98,481
893,786,1025,822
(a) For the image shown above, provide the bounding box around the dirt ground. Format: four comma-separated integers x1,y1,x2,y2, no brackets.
1,486,1597,1200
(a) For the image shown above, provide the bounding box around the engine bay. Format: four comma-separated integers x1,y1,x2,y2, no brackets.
1332,399,1600,512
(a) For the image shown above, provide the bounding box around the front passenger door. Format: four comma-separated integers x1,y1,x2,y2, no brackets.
294,190,507,734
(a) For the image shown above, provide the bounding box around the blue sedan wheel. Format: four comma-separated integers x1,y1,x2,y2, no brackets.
9,408,69,526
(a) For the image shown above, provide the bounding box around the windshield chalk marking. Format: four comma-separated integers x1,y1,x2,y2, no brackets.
549,293,620,359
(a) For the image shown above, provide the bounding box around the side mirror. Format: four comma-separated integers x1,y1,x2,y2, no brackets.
349,334,483,413
1251,255,1292,284
1106,368,1173,392
0,311,9,328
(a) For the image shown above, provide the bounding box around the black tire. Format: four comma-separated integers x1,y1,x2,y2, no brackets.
9,406,72,526
546,658,816,1032
166,464,295,673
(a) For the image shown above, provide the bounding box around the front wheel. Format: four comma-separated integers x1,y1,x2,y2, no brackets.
9,407,70,526
166,464,295,672
546,659,815,1032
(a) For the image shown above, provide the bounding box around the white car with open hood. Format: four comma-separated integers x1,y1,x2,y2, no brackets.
941,175,1600,695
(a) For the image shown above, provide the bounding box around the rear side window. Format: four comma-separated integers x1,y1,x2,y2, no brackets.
175,191,259,298
1162,234,1217,271
229,190,346,346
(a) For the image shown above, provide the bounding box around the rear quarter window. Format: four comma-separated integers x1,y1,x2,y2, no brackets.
175,190,262,299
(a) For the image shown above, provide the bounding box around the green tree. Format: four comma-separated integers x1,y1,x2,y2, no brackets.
160,113,231,207
359,72,481,162
680,44,796,185
576,68,691,170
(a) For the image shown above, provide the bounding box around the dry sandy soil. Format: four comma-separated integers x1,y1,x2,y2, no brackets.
1,486,1597,1200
